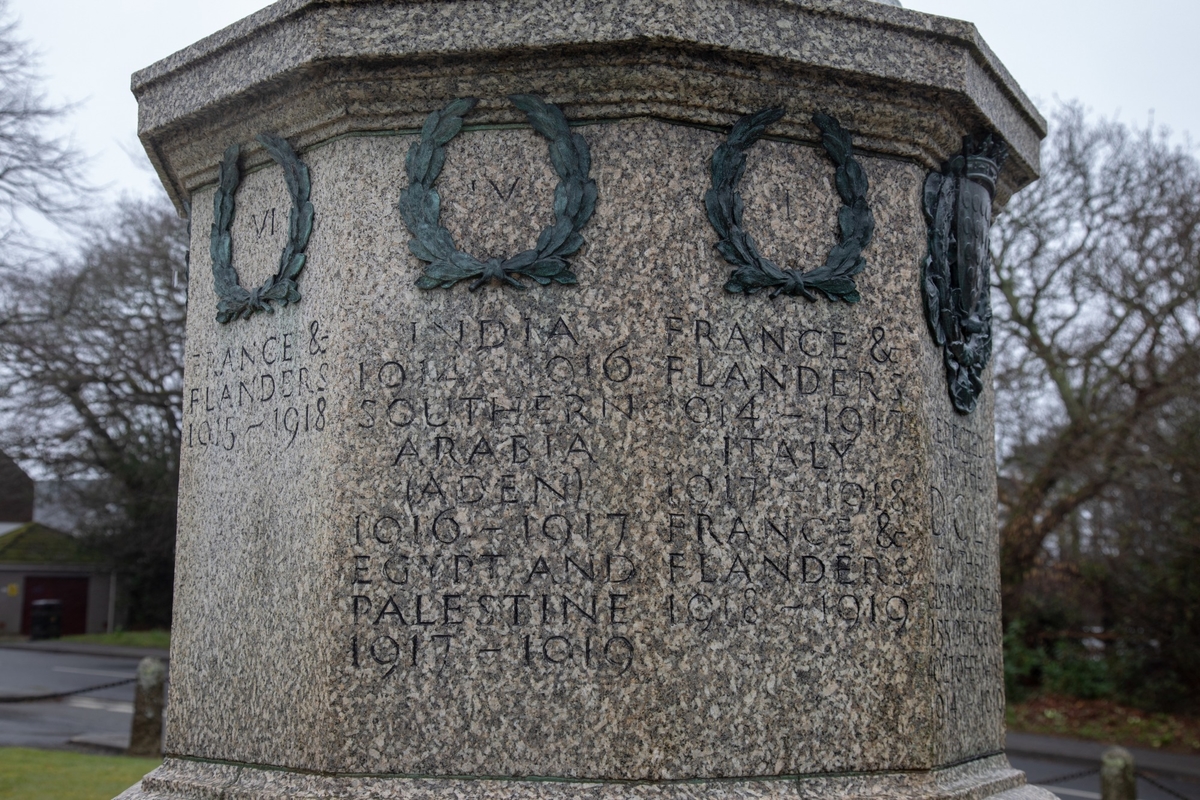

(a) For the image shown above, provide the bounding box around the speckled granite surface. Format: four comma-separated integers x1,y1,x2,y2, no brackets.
118,755,1056,799
143,118,1036,796
127,1,1045,798
133,0,1044,212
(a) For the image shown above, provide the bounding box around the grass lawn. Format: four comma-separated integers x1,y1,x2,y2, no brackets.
0,747,159,800
1008,695,1200,754
61,630,170,650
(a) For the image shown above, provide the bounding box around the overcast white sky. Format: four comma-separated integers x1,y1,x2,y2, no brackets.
7,0,1200,202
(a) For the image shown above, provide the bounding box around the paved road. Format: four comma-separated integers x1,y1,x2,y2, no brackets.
1013,752,1200,800
0,647,140,750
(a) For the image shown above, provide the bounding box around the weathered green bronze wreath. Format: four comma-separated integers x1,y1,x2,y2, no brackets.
398,95,596,290
210,134,314,323
706,108,875,301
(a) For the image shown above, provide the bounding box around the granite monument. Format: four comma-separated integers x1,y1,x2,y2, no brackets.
120,0,1048,797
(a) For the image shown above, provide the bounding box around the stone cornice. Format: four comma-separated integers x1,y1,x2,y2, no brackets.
133,0,1045,211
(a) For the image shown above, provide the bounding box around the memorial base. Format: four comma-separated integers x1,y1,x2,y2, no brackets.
117,754,1055,800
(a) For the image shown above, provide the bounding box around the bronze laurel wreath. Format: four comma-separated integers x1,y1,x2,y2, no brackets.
210,135,314,323
398,95,597,290
706,108,875,301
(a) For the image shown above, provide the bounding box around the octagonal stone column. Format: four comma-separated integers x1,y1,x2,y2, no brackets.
122,1,1048,798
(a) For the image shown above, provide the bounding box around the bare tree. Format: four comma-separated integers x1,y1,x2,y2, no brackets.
0,0,86,260
0,197,188,626
991,104,1200,615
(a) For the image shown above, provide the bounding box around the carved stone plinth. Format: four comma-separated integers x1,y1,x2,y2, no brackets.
123,1,1048,798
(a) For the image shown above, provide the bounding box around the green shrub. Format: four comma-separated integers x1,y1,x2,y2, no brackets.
1003,619,1044,703
1042,641,1114,699
1004,619,1114,702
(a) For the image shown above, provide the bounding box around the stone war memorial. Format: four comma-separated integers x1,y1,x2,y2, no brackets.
120,0,1047,797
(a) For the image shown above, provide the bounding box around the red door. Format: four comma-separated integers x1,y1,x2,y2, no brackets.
20,576,89,636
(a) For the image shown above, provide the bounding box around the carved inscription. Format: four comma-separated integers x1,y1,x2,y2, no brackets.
657,316,917,641
929,412,1004,743
252,207,276,238
345,308,923,682
185,319,331,451
349,314,636,678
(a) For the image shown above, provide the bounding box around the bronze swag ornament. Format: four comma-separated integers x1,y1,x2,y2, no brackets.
922,134,1008,414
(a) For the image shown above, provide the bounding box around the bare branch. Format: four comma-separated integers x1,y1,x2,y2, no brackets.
991,103,1200,618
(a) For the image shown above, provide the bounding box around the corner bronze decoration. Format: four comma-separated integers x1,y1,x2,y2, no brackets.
922,134,1008,414
210,134,314,323
399,96,596,291
707,108,874,301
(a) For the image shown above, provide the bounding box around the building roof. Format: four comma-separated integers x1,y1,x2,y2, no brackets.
0,451,34,523
0,522,103,565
